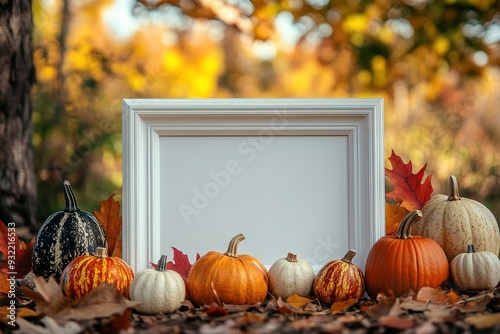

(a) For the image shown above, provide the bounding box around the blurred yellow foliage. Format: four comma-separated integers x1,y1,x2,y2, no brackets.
342,14,368,34
30,0,500,221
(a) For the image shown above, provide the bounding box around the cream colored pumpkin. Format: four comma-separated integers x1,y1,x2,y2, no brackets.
268,252,315,299
415,175,500,262
451,244,500,291
130,255,185,314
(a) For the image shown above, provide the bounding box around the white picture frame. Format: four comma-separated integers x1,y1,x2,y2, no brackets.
122,98,384,273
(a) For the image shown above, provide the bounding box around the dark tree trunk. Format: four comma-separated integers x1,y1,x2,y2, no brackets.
0,0,37,230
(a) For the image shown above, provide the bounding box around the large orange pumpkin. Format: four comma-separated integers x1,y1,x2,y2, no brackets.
186,233,268,306
365,210,449,297
60,247,135,299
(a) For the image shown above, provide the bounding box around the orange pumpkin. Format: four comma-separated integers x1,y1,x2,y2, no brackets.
60,247,134,299
186,233,268,306
365,210,449,297
313,249,365,306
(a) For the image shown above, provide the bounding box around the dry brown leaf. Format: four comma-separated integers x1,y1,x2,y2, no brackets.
465,313,500,329
454,292,493,313
416,287,462,304
378,315,415,330
15,316,82,334
286,294,313,309
330,298,358,314
425,307,461,323
365,293,396,318
236,313,266,326
400,298,430,312
319,321,346,332
23,275,138,325
275,297,294,315
337,314,366,324
22,276,72,317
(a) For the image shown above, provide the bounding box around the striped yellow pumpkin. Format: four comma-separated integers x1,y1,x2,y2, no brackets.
60,247,134,299
313,249,365,306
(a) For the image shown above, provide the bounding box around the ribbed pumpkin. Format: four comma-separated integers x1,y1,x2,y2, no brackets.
365,210,449,297
32,180,107,281
450,244,500,291
414,175,500,262
313,249,365,306
268,252,315,299
186,233,268,306
60,247,134,299
130,255,185,314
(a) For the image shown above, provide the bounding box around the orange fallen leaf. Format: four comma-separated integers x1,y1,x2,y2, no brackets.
330,298,358,313
112,239,122,258
416,287,463,304
385,203,410,236
0,305,36,322
286,294,313,309
0,272,10,294
94,192,122,257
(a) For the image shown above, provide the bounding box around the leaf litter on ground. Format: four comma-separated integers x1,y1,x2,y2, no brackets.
21,276,138,326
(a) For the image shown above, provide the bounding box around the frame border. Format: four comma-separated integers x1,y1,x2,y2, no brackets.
122,98,385,272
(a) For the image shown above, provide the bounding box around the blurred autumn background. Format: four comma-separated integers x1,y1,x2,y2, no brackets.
1,0,500,235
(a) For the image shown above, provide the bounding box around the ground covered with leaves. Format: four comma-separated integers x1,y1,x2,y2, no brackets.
1,152,499,332
1,277,500,333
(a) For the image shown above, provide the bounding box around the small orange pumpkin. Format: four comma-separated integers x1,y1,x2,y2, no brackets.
186,233,268,306
313,249,365,306
365,210,449,297
60,247,134,299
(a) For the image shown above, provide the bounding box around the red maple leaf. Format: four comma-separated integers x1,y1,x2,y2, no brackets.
0,220,34,279
385,150,433,211
166,247,200,279
151,247,200,281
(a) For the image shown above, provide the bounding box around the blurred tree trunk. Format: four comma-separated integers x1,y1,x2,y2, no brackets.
0,0,37,230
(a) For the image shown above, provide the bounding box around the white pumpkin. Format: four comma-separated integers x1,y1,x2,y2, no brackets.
268,252,315,299
130,255,185,314
451,244,500,291
415,175,500,262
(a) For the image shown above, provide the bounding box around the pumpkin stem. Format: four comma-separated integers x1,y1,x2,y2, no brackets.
395,210,422,239
224,233,245,258
63,180,80,212
341,249,357,264
466,244,476,254
286,253,298,262
94,247,108,258
156,255,168,271
448,175,461,201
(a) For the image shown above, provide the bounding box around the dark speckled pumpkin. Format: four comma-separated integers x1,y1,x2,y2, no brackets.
32,180,107,281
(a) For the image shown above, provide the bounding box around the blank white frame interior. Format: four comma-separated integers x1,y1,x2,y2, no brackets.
122,98,385,273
